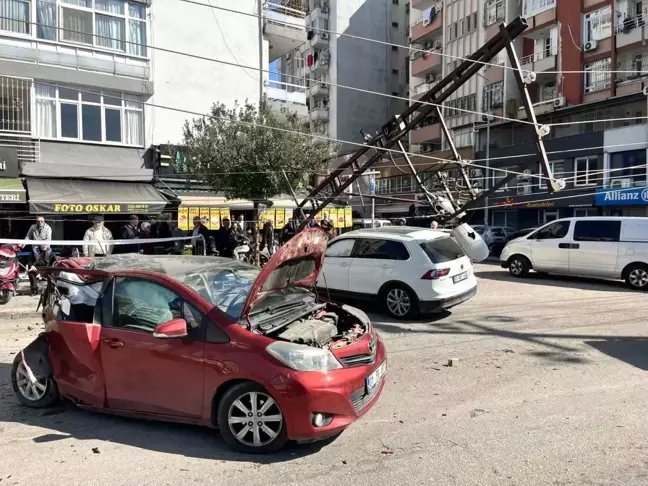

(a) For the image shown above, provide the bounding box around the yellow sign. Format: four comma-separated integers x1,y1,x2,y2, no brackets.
257,209,267,229
200,207,210,227
321,209,330,223
335,208,345,228
220,207,231,224
275,208,285,228
344,207,352,228
188,207,199,226
178,207,189,231
209,207,220,230
265,209,276,226
284,208,293,224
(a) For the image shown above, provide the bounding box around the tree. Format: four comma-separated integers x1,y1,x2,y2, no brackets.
181,100,336,202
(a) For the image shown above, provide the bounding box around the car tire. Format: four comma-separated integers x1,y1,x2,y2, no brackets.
382,284,419,319
10,353,59,408
624,263,648,290
217,381,288,454
508,256,530,278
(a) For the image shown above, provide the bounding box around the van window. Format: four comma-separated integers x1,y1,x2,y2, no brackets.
354,238,410,260
573,220,621,242
419,236,465,263
326,239,355,257
532,221,570,240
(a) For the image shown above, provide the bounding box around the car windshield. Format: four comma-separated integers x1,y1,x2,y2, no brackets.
472,225,485,235
418,236,465,263
88,254,261,320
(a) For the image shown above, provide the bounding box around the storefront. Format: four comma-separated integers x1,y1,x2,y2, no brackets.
0,147,28,238
594,187,648,217
25,178,169,240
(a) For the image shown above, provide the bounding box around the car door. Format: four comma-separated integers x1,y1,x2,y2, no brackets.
529,220,572,272
568,219,621,277
317,238,355,293
100,276,206,418
348,238,409,297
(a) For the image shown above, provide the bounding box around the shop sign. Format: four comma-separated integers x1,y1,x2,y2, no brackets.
524,201,556,209
30,202,164,213
595,187,648,206
0,148,18,178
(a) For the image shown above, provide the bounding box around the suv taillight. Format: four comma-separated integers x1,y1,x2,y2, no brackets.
421,268,450,280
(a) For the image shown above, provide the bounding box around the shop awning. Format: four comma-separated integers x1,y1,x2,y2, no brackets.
0,178,26,203
26,178,168,214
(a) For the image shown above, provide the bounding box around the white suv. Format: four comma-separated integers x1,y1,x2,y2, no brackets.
317,227,477,319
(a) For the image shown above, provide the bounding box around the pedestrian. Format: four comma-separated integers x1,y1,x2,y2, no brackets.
119,215,140,254
169,220,185,254
260,220,276,256
23,216,53,296
191,216,210,255
234,214,246,235
320,219,334,240
430,220,439,230
83,214,113,257
282,216,298,244
139,221,154,255
214,217,235,258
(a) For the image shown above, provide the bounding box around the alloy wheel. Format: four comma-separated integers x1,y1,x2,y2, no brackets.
15,360,47,402
386,288,411,317
510,260,523,275
629,268,648,288
227,391,283,448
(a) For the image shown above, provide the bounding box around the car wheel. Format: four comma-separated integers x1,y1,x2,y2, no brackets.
625,264,648,290
383,284,419,319
10,353,58,408
217,382,288,454
508,256,530,278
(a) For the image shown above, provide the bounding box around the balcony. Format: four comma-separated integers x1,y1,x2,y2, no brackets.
616,15,647,48
411,50,442,77
412,0,440,11
518,86,561,118
264,0,308,62
410,8,443,42
266,85,308,118
309,107,329,122
308,82,329,97
305,1,329,25
309,31,329,49
306,52,330,75
410,81,439,100
522,0,556,29
411,123,441,144
520,45,557,73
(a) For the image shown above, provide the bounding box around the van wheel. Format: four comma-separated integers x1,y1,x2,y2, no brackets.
625,264,648,290
508,256,530,278
383,284,419,319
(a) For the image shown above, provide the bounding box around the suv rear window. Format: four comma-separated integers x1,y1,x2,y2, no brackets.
419,236,465,263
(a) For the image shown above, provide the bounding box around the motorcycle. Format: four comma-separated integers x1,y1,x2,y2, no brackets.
0,245,20,305
233,236,251,262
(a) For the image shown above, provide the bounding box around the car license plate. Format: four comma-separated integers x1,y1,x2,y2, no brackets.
366,361,387,391
453,271,468,284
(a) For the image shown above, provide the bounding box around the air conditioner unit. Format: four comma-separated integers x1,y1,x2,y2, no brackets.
519,169,532,180
470,168,482,177
517,184,532,195
611,178,633,188
553,96,565,108
583,40,598,52
425,73,436,83
321,32,329,40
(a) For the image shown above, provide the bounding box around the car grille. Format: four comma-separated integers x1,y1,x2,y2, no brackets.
350,378,383,412
340,354,375,367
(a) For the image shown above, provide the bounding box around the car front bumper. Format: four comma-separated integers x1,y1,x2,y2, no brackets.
269,338,387,442
418,285,477,314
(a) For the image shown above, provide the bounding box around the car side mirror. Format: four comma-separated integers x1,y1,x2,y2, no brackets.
153,318,188,339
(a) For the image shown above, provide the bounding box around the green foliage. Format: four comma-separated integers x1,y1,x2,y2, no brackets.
181,100,336,200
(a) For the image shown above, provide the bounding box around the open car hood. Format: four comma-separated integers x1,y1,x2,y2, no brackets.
240,227,329,319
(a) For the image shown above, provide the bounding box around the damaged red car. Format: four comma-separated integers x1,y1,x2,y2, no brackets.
11,228,387,453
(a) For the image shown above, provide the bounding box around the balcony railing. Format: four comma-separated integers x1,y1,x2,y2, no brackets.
267,0,307,16
520,45,557,65
615,15,645,34
0,76,31,134
616,51,648,83
411,80,439,96
0,132,40,164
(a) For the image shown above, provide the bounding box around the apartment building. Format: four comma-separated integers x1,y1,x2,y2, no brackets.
0,0,265,238
474,0,648,228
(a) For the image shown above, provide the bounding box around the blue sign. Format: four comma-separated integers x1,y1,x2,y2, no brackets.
595,187,648,206
369,173,376,195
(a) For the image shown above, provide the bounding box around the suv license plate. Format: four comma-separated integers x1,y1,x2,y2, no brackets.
453,272,468,284
366,361,387,391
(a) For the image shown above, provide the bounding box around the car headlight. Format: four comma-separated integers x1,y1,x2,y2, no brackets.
266,342,342,372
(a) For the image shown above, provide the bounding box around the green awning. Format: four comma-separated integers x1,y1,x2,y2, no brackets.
0,178,26,203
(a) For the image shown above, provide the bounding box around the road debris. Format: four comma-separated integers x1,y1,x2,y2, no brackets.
91,447,100,454
471,409,488,418
447,358,458,367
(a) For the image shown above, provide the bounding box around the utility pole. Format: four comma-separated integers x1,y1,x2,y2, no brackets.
367,170,379,228
484,115,491,226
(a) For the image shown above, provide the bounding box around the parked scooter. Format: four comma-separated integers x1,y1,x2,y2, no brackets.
0,245,21,305
233,235,251,262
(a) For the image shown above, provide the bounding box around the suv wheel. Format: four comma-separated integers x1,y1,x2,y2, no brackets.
508,256,530,278
625,264,648,290
217,382,288,454
383,284,418,319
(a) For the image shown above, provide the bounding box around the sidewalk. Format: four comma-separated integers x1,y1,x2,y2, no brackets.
0,294,41,320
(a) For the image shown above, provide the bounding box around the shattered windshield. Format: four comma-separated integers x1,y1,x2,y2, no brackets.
87,254,259,320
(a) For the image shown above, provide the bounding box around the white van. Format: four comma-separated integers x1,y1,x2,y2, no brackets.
500,217,648,289
352,219,392,230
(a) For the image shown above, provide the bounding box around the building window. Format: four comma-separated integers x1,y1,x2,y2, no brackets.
392,0,398,3
484,0,504,26
609,150,647,187
35,83,144,145
584,6,612,43
492,166,514,191
0,0,147,57
539,160,564,189
574,208,598,218
391,91,398,96
522,0,555,17
392,21,398,28
392,69,399,74
483,81,503,110
445,93,476,118
391,45,398,51
574,156,599,186
584,58,611,93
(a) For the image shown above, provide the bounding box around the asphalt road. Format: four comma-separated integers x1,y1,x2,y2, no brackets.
1,264,648,486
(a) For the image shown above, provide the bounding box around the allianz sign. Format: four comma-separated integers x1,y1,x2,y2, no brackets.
595,188,648,206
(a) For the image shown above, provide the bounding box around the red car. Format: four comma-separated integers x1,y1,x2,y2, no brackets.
11,228,387,453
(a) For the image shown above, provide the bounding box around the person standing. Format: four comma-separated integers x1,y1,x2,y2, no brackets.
139,221,154,254
214,217,235,257
282,217,298,244
23,216,53,296
260,220,276,256
191,216,210,255
169,220,185,254
119,215,140,254
83,214,113,257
